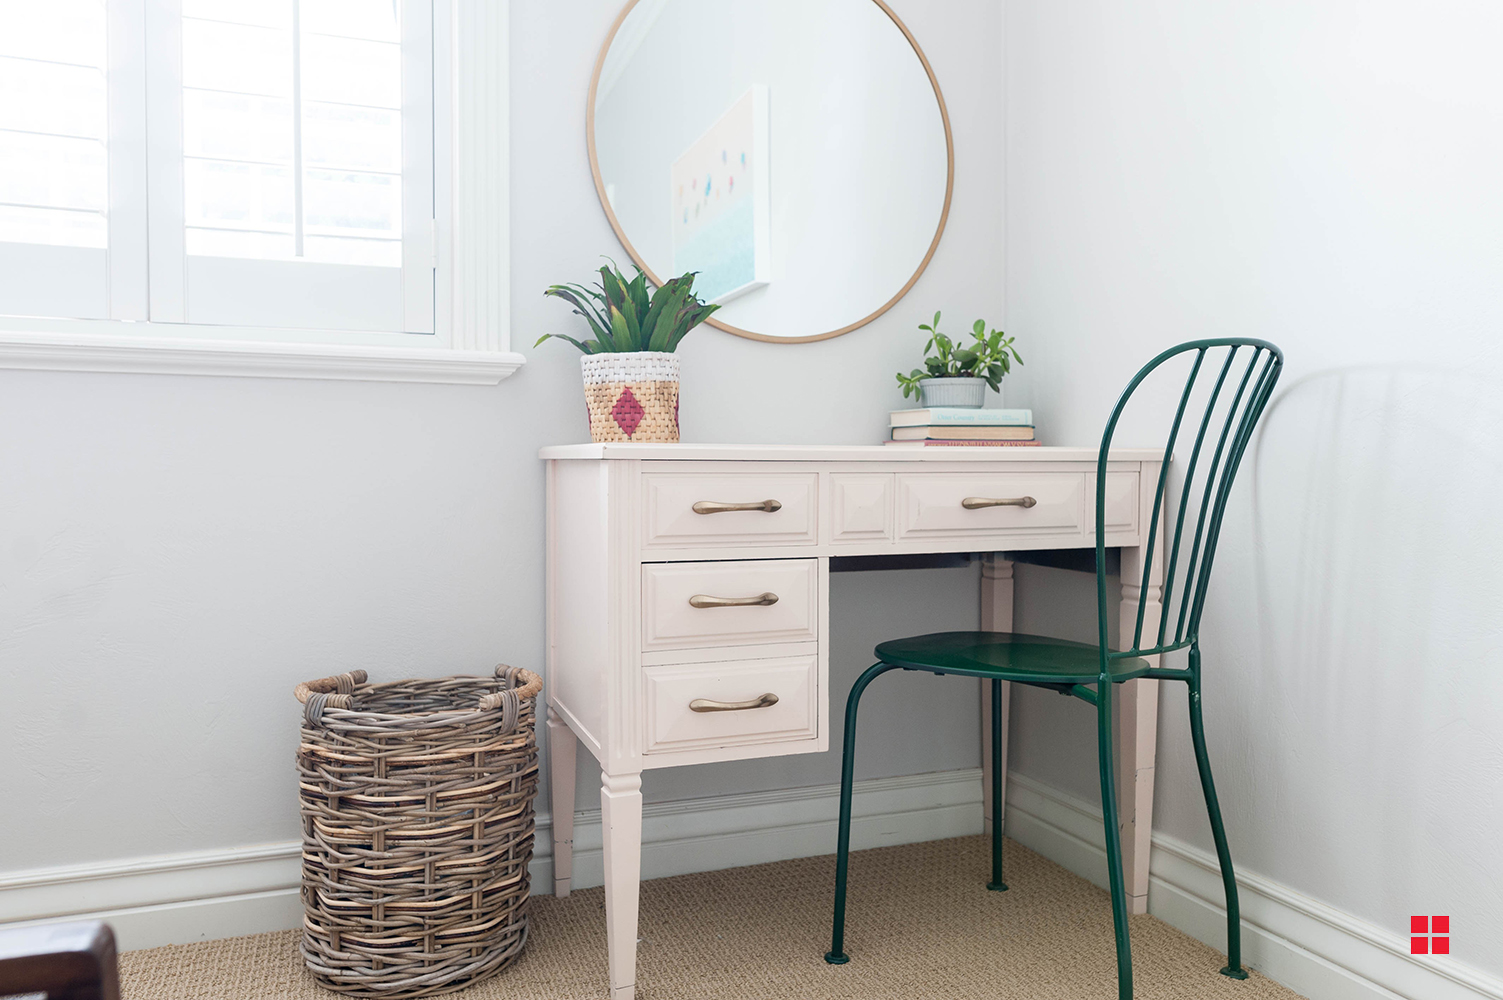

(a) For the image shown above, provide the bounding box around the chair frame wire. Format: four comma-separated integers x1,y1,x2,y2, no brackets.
824,339,1284,1000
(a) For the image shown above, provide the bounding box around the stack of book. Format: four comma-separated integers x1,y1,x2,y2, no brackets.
886,407,1039,447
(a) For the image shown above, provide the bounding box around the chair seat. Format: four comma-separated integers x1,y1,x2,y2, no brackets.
874,631,1151,685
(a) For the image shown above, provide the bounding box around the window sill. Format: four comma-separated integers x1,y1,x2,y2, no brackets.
0,328,525,385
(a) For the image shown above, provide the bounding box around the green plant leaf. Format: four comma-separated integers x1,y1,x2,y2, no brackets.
533,332,597,353
598,265,628,313
669,300,720,350
640,277,679,348
647,284,690,350
544,284,617,349
626,269,650,321
608,304,636,351
619,287,643,345
547,284,611,332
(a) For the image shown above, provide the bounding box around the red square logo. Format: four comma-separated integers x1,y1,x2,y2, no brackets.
1411,936,1430,955
1432,915,1450,934
1433,936,1450,955
1410,915,1429,934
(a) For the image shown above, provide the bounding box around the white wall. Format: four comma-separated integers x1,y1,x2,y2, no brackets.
0,0,1002,874
1003,0,1503,978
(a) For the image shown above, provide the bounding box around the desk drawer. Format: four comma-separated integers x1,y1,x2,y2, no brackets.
643,472,817,550
896,473,1083,540
643,654,818,753
642,559,818,650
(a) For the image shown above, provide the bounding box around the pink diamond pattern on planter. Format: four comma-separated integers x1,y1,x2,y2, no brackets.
612,387,645,437
580,353,680,442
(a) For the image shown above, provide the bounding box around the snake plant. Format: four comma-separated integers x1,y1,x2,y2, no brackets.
538,261,719,353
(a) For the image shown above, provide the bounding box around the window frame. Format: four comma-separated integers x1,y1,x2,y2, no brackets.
0,0,519,385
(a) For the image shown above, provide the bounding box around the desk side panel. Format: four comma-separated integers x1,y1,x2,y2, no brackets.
548,459,613,758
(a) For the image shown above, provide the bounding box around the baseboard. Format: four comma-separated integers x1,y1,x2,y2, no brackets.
1003,771,1503,1000
0,768,982,952
538,766,982,893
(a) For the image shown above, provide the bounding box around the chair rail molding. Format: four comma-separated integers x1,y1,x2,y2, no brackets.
0,0,521,386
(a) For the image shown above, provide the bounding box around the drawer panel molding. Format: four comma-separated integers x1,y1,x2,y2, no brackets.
642,559,819,650
644,473,818,549
1088,472,1141,535
830,473,893,543
896,472,1084,540
642,654,819,753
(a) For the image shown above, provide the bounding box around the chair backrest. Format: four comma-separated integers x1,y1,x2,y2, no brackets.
1095,339,1284,664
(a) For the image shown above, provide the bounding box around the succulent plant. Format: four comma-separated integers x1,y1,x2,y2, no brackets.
895,312,1023,399
538,261,719,353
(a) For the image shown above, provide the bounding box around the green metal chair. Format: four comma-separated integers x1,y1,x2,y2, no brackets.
824,339,1284,999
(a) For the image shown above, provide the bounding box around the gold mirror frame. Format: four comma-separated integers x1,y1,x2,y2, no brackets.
586,0,955,344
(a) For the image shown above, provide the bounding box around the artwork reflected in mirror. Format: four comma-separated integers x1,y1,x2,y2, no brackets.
589,0,952,342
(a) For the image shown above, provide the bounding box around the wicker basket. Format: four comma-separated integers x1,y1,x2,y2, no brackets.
294,665,543,998
581,352,680,442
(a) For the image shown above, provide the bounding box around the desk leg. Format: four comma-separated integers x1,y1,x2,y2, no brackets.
602,770,643,1000
1116,578,1162,915
980,556,1014,836
546,707,577,897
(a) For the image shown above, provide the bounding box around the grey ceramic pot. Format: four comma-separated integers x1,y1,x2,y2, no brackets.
917,377,989,409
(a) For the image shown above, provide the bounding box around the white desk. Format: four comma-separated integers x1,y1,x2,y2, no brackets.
541,443,1165,1000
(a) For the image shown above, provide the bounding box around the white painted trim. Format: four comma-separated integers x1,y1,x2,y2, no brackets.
0,0,514,384
446,0,511,354
0,769,981,952
1003,771,1503,1000
0,329,524,384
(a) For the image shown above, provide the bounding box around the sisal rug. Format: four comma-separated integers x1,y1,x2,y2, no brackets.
121,836,1304,999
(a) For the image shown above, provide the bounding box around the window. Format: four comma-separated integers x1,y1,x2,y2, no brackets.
0,0,516,383
159,0,433,331
0,0,121,319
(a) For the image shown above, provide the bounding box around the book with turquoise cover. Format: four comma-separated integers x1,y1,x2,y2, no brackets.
890,407,1033,427
891,424,1035,441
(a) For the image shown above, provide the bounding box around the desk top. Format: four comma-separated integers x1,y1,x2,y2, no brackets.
539,443,1163,463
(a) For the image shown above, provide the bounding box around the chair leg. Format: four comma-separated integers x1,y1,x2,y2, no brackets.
1188,652,1247,979
988,677,1008,891
826,662,898,965
1097,680,1134,1000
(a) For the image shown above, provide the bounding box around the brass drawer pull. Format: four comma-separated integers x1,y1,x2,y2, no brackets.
692,499,783,514
688,592,779,609
962,496,1037,510
689,693,780,713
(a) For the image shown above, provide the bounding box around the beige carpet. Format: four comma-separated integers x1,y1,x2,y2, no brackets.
122,836,1304,1000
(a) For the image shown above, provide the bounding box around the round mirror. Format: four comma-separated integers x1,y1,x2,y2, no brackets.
587,0,953,343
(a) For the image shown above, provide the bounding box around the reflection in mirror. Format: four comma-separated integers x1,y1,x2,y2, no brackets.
590,0,951,342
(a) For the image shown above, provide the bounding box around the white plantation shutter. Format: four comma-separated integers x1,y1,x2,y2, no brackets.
0,0,147,320
0,0,436,333
150,0,435,331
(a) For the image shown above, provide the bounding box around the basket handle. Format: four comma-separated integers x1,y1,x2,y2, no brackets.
480,664,543,734
295,670,367,725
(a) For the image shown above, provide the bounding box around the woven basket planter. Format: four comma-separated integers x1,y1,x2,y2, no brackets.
294,665,543,998
581,352,680,443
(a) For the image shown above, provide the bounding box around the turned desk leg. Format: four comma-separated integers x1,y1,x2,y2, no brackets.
545,707,577,898
980,556,1014,837
1117,562,1163,915
601,770,644,1000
